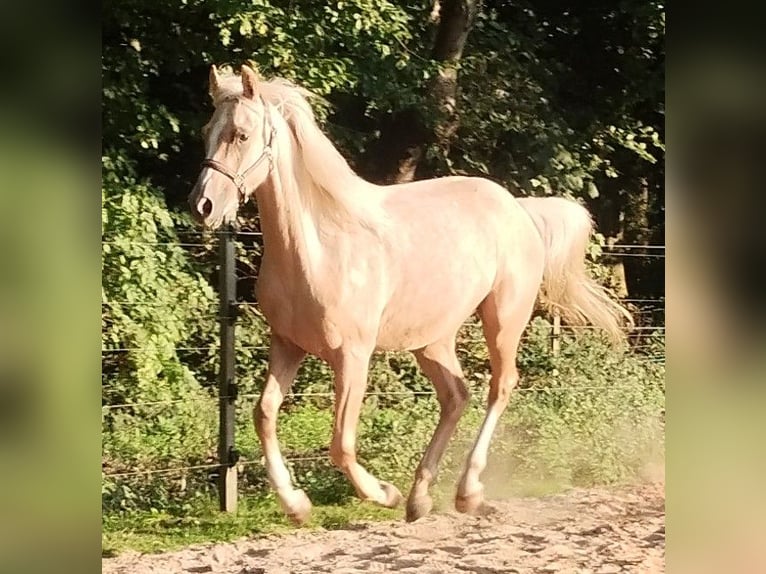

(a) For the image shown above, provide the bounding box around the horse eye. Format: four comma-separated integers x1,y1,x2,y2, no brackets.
238,133,249,142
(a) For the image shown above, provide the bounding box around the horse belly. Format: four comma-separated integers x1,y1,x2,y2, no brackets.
374,261,494,351
374,185,524,350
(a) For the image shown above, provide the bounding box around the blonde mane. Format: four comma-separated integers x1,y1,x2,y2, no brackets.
212,69,384,231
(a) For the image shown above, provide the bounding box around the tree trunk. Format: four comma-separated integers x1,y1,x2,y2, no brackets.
621,177,655,296
357,107,430,184
589,181,629,298
591,176,656,300
358,0,479,184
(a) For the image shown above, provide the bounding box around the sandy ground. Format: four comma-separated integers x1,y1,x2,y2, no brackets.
102,482,664,574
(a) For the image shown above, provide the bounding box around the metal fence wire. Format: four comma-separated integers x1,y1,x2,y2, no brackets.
101,230,665,508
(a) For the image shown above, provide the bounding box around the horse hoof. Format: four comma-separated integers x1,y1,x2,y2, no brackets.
282,489,312,525
405,494,433,522
379,481,403,508
456,498,496,516
455,487,485,515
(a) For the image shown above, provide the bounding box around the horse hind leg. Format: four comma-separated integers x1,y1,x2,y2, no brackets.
455,281,537,515
406,338,469,522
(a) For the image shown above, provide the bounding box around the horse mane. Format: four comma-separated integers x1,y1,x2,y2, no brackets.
212,69,384,231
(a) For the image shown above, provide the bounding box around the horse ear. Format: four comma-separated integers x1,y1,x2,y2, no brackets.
208,64,220,100
241,64,259,99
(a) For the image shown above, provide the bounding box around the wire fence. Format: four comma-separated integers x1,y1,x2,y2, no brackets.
100,327,664,354
103,378,668,481
103,374,668,481
101,234,667,252
103,455,332,479
102,234,665,500
101,379,666,414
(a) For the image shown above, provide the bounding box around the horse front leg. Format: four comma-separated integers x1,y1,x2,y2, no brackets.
254,334,309,524
329,350,403,508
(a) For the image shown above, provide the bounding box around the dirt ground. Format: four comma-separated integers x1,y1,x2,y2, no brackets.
102,481,664,574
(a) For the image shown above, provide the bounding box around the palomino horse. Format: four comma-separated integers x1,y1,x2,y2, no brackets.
188,64,633,524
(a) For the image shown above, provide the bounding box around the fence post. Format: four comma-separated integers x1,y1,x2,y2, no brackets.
551,312,561,357
218,224,238,512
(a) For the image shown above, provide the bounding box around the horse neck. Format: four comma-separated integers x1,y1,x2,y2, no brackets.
254,118,384,280
254,136,326,274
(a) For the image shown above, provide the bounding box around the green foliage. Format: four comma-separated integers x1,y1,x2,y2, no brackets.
102,0,432,184
102,155,220,474
103,496,399,556
102,0,664,203
448,2,664,202
218,0,418,97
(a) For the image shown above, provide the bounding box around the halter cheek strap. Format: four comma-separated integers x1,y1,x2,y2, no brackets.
200,96,276,203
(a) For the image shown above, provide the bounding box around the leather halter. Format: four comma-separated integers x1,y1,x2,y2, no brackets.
199,97,276,203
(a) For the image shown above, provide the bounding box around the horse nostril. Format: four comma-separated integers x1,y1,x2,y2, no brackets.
197,197,213,218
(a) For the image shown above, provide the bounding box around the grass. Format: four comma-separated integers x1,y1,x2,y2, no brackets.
102,496,401,556
101,482,562,557
101,472,647,557
102,454,663,557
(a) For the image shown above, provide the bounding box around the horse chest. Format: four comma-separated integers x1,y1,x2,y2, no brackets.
255,272,371,357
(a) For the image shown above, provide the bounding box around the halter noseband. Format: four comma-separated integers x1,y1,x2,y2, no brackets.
200,97,276,203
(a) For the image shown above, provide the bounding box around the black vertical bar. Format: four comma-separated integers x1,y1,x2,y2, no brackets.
218,224,238,512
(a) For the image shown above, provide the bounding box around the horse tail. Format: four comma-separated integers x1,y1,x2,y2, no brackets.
518,196,634,344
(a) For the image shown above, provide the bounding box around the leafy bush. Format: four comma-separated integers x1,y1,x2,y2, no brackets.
102,156,219,473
